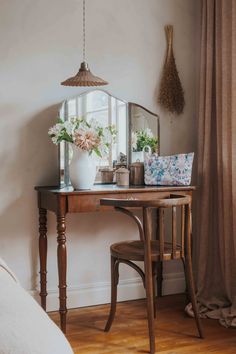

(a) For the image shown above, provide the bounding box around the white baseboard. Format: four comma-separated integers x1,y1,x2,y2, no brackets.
30,272,185,312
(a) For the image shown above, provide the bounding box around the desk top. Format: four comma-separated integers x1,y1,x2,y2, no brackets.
35,184,196,196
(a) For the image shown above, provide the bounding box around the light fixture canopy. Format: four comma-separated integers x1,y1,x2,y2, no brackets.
61,0,108,87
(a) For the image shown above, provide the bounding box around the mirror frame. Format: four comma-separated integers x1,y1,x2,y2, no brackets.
58,90,160,187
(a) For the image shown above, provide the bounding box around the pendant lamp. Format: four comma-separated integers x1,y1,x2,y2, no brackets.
61,0,108,87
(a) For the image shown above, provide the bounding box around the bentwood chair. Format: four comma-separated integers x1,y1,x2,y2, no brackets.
100,194,203,354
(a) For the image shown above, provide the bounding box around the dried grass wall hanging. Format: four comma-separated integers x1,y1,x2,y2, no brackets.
158,25,185,115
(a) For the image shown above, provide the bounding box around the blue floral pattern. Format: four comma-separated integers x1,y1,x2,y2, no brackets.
144,152,194,186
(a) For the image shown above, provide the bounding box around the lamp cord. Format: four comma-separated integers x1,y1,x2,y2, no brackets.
83,0,86,62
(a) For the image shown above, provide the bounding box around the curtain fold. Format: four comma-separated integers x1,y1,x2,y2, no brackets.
194,0,236,327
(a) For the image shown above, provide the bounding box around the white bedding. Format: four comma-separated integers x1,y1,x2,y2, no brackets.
0,258,74,354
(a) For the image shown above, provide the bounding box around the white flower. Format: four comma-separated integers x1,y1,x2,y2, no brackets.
89,118,101,130
145,128,153,138
51,136,58,144
48,123,63,137
64,120,74,135
48,123,65,144
79,119,88,130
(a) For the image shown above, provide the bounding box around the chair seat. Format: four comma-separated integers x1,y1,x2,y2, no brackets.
110,240,182,261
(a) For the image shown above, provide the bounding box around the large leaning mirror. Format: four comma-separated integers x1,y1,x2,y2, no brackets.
58,90,159,187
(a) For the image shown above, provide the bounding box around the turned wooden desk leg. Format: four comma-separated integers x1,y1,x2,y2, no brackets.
156,261,163,297
57,214,67,334
39,208,48,311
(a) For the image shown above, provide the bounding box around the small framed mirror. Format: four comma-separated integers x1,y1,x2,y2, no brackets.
129,103,160,163
58,90,128,186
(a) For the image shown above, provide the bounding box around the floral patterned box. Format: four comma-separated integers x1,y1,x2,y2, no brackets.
144,152,194,186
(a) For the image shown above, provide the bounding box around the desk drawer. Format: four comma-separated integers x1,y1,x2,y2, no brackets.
68,193,128,213
67,190,192,213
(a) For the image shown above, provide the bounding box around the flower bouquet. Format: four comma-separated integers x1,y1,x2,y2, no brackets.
49,118,116,189
49,117,116,157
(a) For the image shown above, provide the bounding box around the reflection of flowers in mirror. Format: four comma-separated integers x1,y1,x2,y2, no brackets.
48,117,116,158
132,128,158,153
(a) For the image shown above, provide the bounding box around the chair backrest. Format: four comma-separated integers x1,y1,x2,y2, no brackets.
156,195,192,260
100,193,192,260
100,194,191,208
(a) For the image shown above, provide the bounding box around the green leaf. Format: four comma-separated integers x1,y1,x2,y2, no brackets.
93,147,102,158
135,129,158,152
59,130,73,143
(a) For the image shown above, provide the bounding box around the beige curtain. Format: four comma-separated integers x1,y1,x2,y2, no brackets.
194,0,236,327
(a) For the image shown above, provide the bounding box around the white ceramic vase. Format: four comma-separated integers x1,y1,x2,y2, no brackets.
69,145,97,190
132,151,144,162
132,146,152,163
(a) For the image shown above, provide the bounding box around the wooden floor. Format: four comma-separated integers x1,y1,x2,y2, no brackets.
49,295,236,354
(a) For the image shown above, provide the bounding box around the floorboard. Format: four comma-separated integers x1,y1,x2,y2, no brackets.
49,295,236,354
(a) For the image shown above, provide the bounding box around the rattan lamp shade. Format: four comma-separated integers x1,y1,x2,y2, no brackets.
61,62,108,87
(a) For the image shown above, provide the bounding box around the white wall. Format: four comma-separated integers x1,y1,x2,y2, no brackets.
0,0,199,310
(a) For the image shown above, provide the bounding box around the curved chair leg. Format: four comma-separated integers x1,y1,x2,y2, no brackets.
184,205,204,339
105,256,119,332
144,208,156,354
145,265,155,354
185,255,204,338
118,259,145,287
181,258,190,304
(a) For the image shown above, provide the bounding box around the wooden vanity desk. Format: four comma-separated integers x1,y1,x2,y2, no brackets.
35,184,195,333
